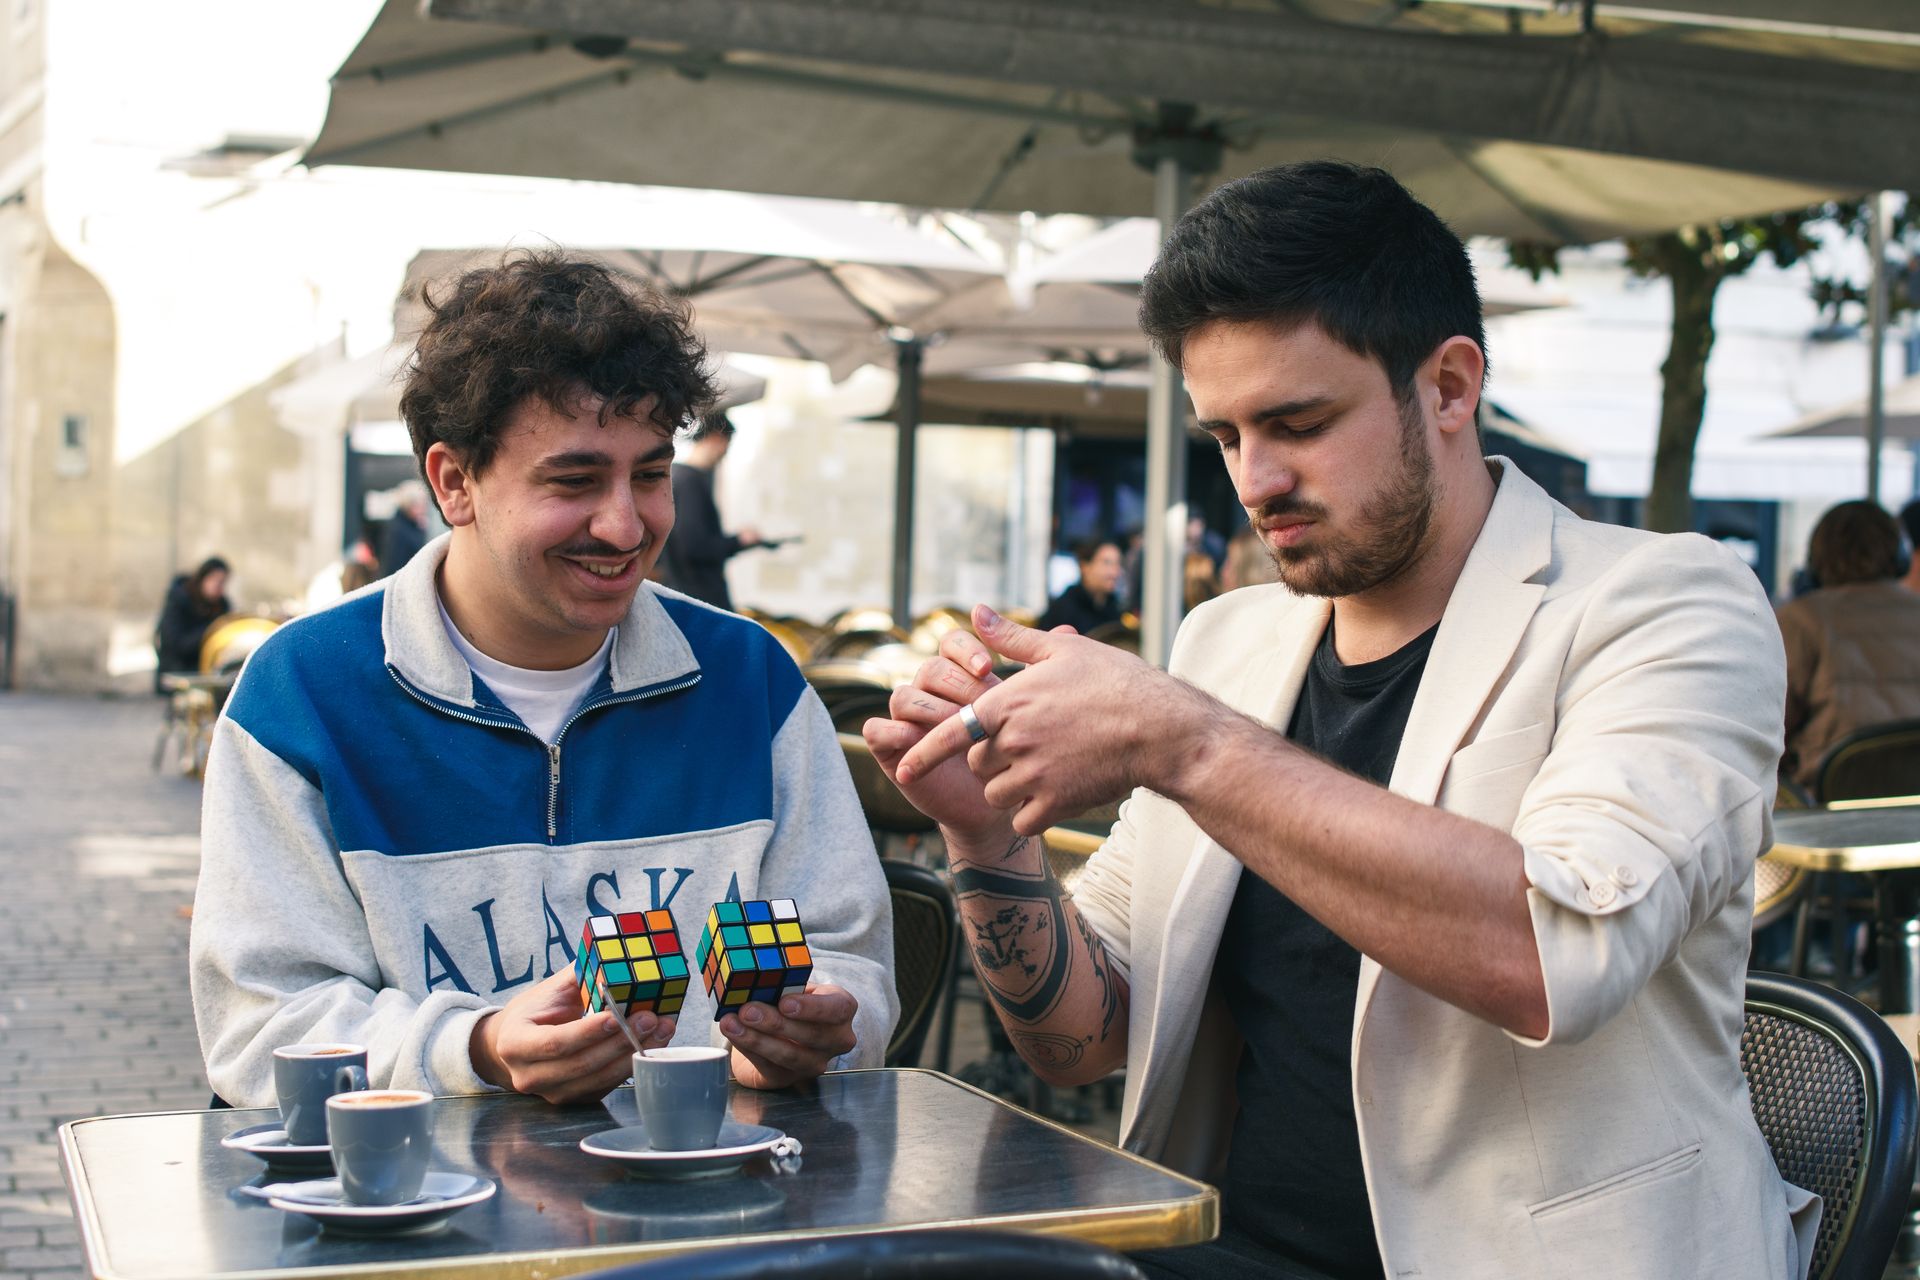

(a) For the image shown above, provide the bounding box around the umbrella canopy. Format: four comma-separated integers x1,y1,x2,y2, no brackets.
305,0,1919,241
309,0,1917,657
1768,374,1920,441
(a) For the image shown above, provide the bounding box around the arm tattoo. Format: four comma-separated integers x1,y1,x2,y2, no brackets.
1013,1030,1093,1071
952,864,1072,1024
1074,908,1127,1042
998,834,1031,863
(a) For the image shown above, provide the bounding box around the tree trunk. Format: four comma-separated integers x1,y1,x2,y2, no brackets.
1646,250,1723,534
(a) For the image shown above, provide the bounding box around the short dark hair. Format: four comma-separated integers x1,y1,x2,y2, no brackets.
1139,161,1486,401
1073,537,1117,567
690,409,736,442
399,250,717,479
1808,500,1903,587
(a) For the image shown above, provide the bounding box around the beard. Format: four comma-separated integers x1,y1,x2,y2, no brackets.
1255,398,1437,599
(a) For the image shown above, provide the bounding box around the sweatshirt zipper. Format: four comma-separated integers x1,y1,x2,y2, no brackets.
387,666,700,845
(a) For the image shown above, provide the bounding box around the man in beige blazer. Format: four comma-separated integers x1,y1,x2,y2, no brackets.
867,162,1814,1279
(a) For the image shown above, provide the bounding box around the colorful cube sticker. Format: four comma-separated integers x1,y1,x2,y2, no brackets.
696,898,811,1020
574,910,689,1019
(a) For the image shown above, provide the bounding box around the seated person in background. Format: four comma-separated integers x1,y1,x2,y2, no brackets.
1777,499,1920,790
1039,538,1125,633
868,161,1811,1279
191,251,895,1108
154,556,231,691
1901,499,1920,595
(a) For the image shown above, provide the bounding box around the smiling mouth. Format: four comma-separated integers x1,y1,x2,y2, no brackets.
577,560,631,579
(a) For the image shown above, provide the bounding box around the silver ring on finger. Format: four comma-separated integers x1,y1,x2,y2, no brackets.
959,702,989,744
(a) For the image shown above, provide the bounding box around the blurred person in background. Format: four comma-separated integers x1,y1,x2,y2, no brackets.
1900,499,1920,595
380,481,431,578
656,410,762,611
304,534,380,612
1221,524,1282,593
153,556,231,691
1184,549,1221,613
1040,537,1125,633
1777,499,1920,789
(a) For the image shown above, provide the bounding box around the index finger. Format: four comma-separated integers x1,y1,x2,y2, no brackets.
895,700,982,785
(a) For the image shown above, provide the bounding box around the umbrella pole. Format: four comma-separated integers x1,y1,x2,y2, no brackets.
891,335,924,628
1142,155,1193,668
1868,191,1888,502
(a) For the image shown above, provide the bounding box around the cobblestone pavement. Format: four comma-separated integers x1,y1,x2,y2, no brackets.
0,692,209,1279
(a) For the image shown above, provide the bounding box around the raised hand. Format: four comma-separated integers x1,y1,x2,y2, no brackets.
862,624,1011,841
896,605,1208,834
469,970,676,1105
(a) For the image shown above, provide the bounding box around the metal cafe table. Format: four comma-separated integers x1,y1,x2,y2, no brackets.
1768,799,1920,1013
59,1068,1217,1280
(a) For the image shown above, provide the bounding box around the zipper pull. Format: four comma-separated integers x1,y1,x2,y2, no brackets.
547,743,562,841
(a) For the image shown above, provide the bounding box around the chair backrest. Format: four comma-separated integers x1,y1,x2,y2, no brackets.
1741,972,1918,1280
1751,853,1810,934
1813,718,1920,805
881,858,955,1068
840,734,937,836
572,1227,1147,1280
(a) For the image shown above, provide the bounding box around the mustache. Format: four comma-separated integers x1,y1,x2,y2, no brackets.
554,537,647,558
1251,497,1328,525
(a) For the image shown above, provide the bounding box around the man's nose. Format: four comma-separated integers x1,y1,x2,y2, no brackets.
592,484,645,549
1235,436,1297,510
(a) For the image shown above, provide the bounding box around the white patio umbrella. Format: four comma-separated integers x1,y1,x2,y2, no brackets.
1767,374,1920,442
310,0,1918,658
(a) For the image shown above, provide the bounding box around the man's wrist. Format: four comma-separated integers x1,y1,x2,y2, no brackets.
942,820,1036,868
469,1010,507,1088
1152,683,1273,808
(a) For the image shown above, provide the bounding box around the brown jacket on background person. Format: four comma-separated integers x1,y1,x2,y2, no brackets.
1776,500,1920,789
1777,580,1920,787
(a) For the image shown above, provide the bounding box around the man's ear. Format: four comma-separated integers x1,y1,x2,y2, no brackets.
424,443,477,528
1424,336,1485,439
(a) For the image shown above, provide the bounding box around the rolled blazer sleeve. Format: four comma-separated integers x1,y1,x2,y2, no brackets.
1509,535,1785,1047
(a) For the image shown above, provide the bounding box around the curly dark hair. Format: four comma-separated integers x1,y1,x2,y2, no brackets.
399,250,718,480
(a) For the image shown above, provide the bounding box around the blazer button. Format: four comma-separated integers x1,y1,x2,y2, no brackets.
1588,881,1618,908
1611,866,1640,888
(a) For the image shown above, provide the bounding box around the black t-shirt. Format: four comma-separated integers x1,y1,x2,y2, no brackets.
1214,618,1438,1280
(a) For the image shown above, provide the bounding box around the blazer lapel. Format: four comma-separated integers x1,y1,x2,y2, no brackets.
1136,594,1331,1092
1354,459,1553,1019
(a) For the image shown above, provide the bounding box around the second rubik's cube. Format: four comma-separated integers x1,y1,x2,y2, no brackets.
696,899,812,1019
575,910,690,1017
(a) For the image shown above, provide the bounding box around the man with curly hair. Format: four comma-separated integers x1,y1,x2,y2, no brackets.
191,252,895,1107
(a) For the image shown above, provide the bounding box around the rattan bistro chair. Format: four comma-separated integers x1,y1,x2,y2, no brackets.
881,858,955,1068
1812,719,1920,806
575,1229,1147,1280
1741,972,1918,1280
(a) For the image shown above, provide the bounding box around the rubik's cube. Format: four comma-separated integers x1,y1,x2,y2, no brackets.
696,899,812,1019
574,910,690,1018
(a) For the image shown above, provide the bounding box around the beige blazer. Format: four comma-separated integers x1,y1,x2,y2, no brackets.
1072,463,1819,1279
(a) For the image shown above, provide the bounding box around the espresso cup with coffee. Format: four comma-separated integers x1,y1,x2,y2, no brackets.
631,1046,731,1151
272,1043,369,1147
326,1090,435,1206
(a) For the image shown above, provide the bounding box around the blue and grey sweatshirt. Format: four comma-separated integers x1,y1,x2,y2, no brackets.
189,536,895,1105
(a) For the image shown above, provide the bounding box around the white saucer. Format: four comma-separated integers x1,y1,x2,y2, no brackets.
266,1172,496,1236
579,1121,787,1179
220,1123,333,1172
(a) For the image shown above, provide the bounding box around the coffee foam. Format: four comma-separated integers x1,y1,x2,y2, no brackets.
330,1091,430,1108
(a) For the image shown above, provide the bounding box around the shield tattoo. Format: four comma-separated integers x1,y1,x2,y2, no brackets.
957,881,1070,1023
